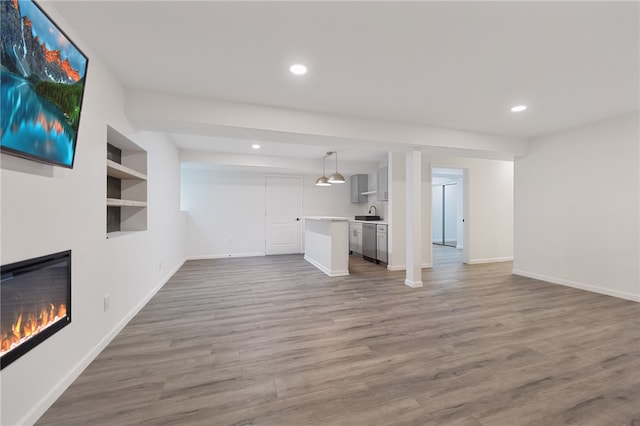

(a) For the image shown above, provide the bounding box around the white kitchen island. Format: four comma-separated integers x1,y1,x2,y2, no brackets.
303,217,350,277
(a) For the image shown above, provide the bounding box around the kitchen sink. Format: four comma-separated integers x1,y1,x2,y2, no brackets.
354,215,381,221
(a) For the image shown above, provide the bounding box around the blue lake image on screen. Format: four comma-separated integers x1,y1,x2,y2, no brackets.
1,71,76,167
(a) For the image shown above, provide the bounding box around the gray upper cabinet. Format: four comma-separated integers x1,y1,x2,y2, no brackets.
351,174,368,203
377,167,388,201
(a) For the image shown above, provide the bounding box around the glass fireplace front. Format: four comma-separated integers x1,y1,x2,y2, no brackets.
1,250,71,369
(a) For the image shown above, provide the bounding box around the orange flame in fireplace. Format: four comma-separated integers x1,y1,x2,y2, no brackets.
1,303,67,355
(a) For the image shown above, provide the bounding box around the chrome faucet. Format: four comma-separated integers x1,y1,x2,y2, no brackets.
368,205,377,215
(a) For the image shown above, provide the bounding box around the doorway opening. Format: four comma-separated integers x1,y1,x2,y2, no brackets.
432,182,458,247
431,167,466,266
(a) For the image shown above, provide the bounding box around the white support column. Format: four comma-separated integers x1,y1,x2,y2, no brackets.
405,150,423,288
387,152,406,271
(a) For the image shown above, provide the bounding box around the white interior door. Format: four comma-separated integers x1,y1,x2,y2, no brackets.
265,176,302,255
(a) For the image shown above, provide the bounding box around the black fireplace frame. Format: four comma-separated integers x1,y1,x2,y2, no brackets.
1,250,72,369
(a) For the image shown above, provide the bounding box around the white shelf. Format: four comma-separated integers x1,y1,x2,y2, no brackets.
107,159,147,180
107,198,147,207
106,125,148,234
361,190,377,195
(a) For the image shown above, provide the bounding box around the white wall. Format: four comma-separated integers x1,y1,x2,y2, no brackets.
302,175,364,219
0,4,185,424
181,168,362,258
514,112,640,301
182,169,266,258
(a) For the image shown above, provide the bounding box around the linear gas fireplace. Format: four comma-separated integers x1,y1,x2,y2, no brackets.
1,250,71,369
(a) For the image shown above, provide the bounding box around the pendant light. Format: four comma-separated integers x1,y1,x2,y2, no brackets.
315,155,331,186
327,151,345,184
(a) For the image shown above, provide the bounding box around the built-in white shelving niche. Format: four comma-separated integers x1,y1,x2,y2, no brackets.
106,125,147,237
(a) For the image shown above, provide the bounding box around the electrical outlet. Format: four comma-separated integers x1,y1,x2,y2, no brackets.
104,294,110,312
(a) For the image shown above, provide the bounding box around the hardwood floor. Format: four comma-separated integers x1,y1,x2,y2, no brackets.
37,252,640,425
432,244,464,267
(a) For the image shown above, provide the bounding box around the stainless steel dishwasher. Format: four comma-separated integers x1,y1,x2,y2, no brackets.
362,223,377,261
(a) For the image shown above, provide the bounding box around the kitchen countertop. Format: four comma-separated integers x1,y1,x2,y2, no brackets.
349,219,388,225
304,216,350,221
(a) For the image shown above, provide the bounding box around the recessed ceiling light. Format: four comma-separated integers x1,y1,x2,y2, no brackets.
289,64,307,75
252,144,261,150
511,105,528,112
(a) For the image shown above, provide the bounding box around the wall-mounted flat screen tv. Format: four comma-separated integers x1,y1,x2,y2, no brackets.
1,0,88,169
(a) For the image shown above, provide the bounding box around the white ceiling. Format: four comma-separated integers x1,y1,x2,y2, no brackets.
167,133,386,162
52,1,639,159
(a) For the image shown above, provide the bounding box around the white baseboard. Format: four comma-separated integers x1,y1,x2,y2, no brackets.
467,256,513,265
388,264,432,271
23,258,186,426
512,269,640,303
405,279,423,288
186,252,265,260
304,255,349,277
387,264,406,271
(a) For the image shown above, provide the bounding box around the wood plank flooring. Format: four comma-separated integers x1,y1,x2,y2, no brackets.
37,248,640,425
432,243,464,267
